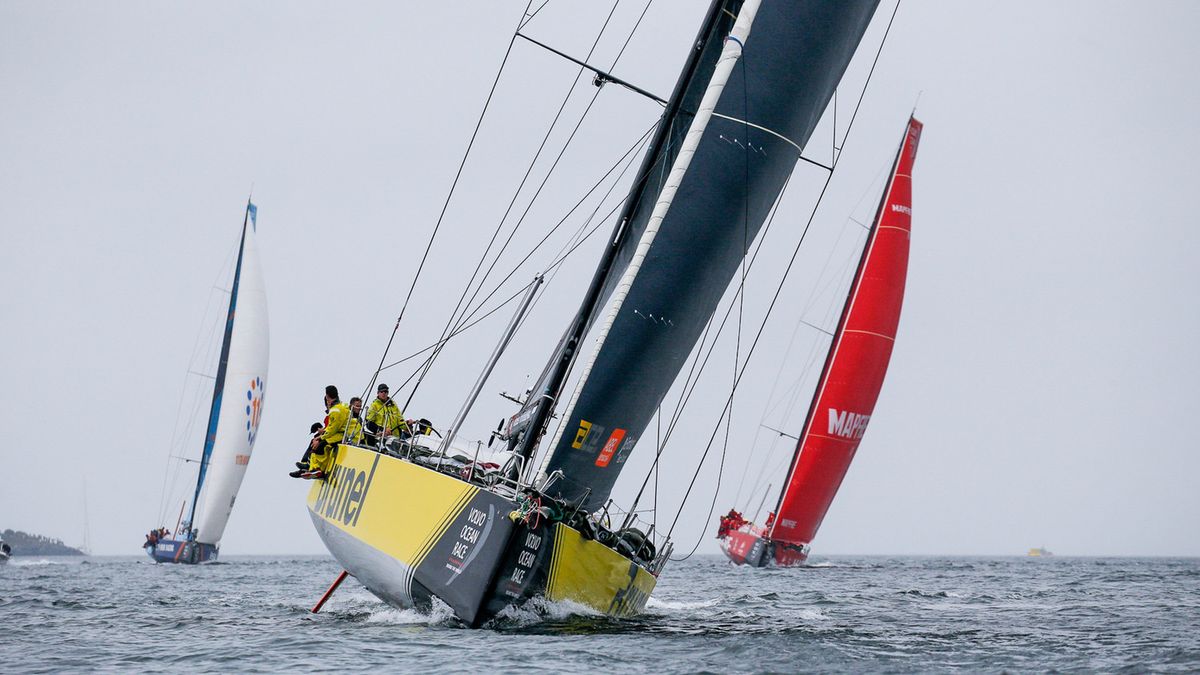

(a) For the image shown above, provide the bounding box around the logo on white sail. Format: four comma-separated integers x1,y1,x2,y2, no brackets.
245,377,265,445
827,408,870,440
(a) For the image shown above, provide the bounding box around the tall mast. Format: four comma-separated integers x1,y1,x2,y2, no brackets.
188,201,251,532
509,0,738,470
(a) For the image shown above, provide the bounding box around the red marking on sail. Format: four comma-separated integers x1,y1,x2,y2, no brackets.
769,117,923,547
594,428,626,467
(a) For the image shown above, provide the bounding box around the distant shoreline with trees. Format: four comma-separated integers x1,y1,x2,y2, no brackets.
1,529,85,556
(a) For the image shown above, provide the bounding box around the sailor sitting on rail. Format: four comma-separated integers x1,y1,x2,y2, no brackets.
296,385,349,480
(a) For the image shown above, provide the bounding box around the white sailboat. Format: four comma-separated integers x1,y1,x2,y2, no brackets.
146,201,269,564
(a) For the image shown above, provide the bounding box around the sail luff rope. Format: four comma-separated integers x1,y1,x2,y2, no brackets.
360,0,533,404
399,0,625,414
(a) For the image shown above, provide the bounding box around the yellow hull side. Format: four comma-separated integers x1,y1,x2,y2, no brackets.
545,522,657,617
306,444,659,623
306,444,476,571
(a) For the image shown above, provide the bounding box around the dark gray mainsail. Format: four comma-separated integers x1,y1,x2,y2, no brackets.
532,0,882,512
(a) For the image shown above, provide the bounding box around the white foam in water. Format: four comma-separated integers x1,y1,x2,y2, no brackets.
537,597,601,619
646,597,720,611
364,596,457,626
10,559,68,566
489,596,602,627
795,607,829,622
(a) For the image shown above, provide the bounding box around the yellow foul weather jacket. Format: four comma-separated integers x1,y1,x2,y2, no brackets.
346,415,364,445
321,402,350,444
366,398,407,436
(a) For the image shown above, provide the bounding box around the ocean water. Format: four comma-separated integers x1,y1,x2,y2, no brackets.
2,554,1197,673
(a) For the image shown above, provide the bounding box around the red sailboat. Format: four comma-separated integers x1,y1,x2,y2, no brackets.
719,115,922,567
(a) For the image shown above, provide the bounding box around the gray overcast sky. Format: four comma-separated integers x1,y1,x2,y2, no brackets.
2,1,1197,558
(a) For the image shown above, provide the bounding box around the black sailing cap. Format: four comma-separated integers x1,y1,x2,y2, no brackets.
325,385,339,399
378,383,389,392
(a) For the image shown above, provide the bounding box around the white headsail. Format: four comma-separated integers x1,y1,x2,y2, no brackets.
193,205,269,547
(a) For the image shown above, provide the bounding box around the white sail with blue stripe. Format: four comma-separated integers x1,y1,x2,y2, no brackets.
147,201,269,564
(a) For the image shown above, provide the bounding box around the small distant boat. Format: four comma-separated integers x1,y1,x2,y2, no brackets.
145,200,269,564
0,536,11,564
1028,547,1053,557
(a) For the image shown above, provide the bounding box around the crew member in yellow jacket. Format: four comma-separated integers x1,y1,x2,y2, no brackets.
346,397,365,445
303,385,349,479
365,383,407,445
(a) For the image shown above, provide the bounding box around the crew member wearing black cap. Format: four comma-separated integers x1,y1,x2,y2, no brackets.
365,383,406,446
290,385,346,479
288,421,325,478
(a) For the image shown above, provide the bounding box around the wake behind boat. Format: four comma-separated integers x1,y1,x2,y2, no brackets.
718,116,922,567
302,0,883,625
145,201,269,564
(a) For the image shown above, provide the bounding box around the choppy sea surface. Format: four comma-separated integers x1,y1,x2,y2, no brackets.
2,554,1197,673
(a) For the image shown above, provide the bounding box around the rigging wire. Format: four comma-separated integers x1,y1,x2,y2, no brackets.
519,0,552,30
155,237,239,524
450,120,657,342
360,0,535,403
728,172,881,508
377,126,656,404
666,169,841,558
375,121,655,376
733,194,880,511
398,0,627,414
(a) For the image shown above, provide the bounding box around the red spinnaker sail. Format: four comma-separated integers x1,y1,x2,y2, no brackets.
769,116,922,547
